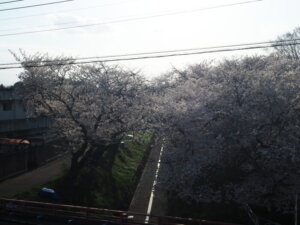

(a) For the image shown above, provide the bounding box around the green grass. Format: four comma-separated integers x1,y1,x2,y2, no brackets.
89,133,152,209
113,134,151,186
110,134,152,208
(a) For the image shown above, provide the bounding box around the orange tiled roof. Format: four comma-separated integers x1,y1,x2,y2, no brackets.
0,138,30,145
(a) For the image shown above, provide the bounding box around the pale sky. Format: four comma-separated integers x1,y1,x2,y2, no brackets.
0,0,299,86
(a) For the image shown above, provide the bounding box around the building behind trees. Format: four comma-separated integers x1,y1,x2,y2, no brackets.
0,83,65,181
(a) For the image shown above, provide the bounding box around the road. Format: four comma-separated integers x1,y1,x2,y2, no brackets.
0,155,70,198
129,138,167,220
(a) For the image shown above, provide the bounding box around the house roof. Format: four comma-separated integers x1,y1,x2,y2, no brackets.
0,138,30,145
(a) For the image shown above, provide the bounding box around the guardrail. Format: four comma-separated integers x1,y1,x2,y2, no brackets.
0,199,243,225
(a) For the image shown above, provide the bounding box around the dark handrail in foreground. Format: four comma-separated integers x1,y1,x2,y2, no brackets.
0,198,243,225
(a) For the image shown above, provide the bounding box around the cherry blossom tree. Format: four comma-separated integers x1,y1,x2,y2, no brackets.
273,26,300,60
159,56,300,221
14,52,149,177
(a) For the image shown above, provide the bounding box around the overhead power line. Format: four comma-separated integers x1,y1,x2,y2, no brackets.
1,38,299,67
0,0,73,12
0,0,137,21
0,0,24,5
0,0,263,37
0,41,299,70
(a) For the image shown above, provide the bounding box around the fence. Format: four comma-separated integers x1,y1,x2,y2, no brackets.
0,149,28,181
0,199,243,225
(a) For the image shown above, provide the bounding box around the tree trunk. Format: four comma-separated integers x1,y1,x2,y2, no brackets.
69,141,89,177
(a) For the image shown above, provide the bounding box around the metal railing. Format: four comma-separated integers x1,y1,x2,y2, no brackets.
0,199,242,225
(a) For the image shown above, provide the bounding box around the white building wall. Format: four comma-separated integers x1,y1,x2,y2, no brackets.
0,87,29,120
0,86,50,134
0,100,28,121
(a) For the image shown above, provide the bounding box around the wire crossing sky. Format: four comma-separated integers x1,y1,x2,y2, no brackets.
2,38,300,67
0,0,262,37
0,0,300,85
0,0,138,21
0,0,74,12
1,41,300,70
0,0,24,5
